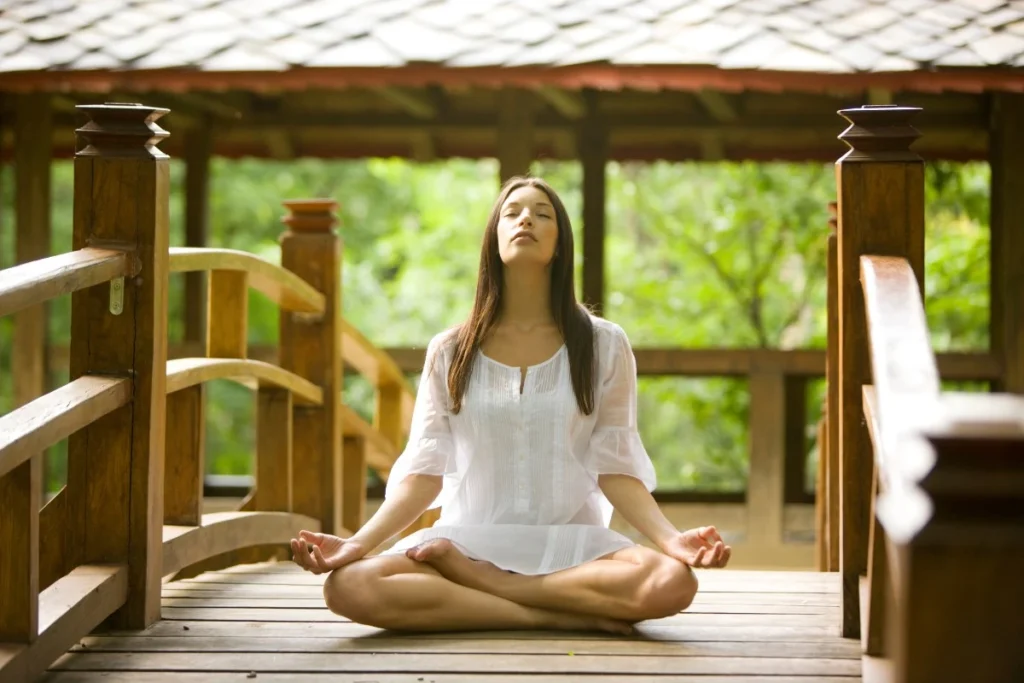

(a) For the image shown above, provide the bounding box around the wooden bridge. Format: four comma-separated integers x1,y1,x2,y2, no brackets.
0,103,1021,683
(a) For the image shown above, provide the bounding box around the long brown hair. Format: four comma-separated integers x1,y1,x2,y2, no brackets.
442,176,596,415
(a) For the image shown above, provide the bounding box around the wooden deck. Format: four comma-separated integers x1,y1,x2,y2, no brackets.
43,563,862,682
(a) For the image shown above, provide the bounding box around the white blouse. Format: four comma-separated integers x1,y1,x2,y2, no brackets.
380,315,657,575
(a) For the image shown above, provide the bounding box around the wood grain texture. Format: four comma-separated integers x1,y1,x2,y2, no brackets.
66,104,171,632
42,674,860,683
169,247,324,314
825,229,840,572
206,269,248,359
989,92,1024,394
39,487,67,592
164,386,206,526
182,124,210,346
279,205,344,535
342,403,395,475
835,108,925,638
747,371,786,548
0,248,129,318
341,435,367,531
162,512,321,576
0,455,40,642
165,357,322,405
0,376,131,478
0,564,127,683
256,388,292,512
497,88,534,182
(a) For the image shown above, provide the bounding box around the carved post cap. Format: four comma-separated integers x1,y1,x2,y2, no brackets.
837,104,922,162
281,199,338,233
75,103,170,159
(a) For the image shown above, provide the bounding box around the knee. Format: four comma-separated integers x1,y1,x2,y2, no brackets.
322,561,383,623
633,556,698,621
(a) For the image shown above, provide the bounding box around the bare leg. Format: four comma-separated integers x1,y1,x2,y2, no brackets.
321,553,633,634
408,539,697,623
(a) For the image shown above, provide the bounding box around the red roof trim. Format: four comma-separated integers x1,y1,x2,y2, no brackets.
1,64,1023,94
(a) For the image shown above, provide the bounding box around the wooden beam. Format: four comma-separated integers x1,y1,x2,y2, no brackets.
579,96,607,315
497,88,534,182
375,87,437,120
990,92,1024,393
747,371,787,549
265,131,294,160
834,104,925,639
536,86,585,120
695,89,738,123
183,124,211,346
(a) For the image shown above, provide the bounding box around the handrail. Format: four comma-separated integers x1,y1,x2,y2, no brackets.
859,255,941,460
0,565,128,683
341,404,396,476
0,376,132,479
341,320,415,428
168,247,325,314
0,248,130,318
166,358,323,405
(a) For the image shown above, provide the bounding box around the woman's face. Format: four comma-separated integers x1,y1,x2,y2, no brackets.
496,185,559,268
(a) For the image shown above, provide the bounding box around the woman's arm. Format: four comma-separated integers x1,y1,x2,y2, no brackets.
598,473,676,549
599,473,731,568
350,473,442,552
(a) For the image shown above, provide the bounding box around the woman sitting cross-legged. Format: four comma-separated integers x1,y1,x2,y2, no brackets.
290,176,731,634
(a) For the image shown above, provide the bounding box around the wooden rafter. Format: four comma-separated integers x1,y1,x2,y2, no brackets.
374,87,437,119
695,89,738,123
536,86,585,120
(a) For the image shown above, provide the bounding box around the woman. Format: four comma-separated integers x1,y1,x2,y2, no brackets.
290,176,731,634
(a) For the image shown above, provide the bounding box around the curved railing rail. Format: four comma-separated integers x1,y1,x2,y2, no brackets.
827,105,1024,683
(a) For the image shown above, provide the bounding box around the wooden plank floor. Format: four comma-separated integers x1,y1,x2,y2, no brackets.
44,562,862,682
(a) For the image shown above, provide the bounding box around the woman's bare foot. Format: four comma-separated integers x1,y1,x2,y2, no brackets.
406,539,502,593
407,539,633,636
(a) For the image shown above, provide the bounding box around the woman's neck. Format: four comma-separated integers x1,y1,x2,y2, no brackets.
499,266,553,328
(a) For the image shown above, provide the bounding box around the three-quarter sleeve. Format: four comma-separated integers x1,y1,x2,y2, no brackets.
584,325,657,491
385,333,457,509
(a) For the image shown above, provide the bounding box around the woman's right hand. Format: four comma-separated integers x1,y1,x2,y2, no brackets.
290,530,368,574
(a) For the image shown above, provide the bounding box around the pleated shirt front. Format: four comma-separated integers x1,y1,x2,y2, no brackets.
382,316,657,575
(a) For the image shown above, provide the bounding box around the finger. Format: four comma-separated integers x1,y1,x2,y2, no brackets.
290,539,313,571
709,541,724,567
312,545,332,572
720,545,732,567
700,526,722,545
299,530,324,546
691,546,706,567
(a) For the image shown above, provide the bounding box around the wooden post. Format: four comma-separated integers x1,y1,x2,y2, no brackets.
341,435,367,531
497,89,534,183
13,93,52,496
747,371,786,554
163,385,204,526
256,388,292,512
279,199,343,534
580,95,607,316
183,123,211,347
989,93,1024,394
783,375,809,503
835,104,925,638
826,202,840,572
66,103,171,628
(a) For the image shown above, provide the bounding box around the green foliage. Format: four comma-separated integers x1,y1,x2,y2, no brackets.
0,157,990,494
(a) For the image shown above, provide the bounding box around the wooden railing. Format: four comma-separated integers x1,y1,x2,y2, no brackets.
826,104,1024,681
0,103,424,682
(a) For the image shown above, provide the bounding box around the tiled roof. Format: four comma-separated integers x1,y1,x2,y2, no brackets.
1,0,1023,80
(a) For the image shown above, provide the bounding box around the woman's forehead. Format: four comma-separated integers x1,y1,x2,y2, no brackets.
503,185,551,207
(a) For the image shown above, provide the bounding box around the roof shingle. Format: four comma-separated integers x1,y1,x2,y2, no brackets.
0,0,1022,84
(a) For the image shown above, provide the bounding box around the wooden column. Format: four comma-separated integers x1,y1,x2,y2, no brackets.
279,199,343,534
747,371,786,552
989,93,1024,394
13,93,52,495
183,123,211,347
580,99,607,315
497,89,534,183
835,104,925,638
66,103,171,628
825,202,840,571
783,375,809,503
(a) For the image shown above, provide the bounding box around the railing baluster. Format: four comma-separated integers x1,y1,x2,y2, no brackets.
66,103,171,628
256,387,293,512
0,451,41,642
279,199,344,534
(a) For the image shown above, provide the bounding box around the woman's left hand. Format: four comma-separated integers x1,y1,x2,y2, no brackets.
662,526,732,568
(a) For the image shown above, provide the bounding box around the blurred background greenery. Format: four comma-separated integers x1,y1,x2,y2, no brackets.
0,158,990,494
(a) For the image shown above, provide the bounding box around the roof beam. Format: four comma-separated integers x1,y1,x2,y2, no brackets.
375,87,437,119
695,89,738,123
537,86,585,120
265,131,294,159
